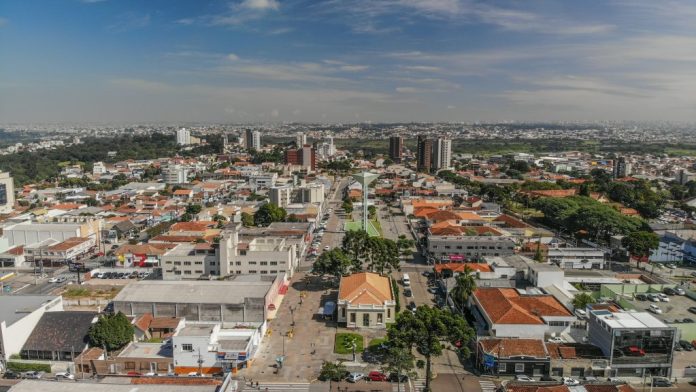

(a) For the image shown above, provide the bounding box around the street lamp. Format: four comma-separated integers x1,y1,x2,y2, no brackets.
290,306,295,326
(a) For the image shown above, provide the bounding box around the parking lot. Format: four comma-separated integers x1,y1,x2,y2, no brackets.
627,290,696,324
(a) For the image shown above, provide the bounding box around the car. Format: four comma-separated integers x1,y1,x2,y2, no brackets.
388,373,409,383
323,246,330,251
667,264,677,269
649,304,663,314
583,376,598,382
346,372,365,383
127,371,143,377
635,293,648,301
56,276,67,283
404,288,413,297
626,346,646,356
684,318,695,323
144,372,157,376
427,287,439,294
562,377,580,386
675,287,686,295
55,372,75,380
664,287,677,296
648,294,660,302
657,293,670,302
407,301,417,312
515,375,535,382
548,336,565,344
187,372,200,377
48,277,59,283
652,377,672,387
3,371,20,379
368,371,387,381
95,272,105,279
681,340,695,351
23,371,44,379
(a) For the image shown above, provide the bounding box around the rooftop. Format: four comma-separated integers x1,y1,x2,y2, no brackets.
0,295,60,327
590,310,669,329
338,272,393,306
119,342,172,359
8,380,218,392
479,338,548,358
474,288,573,325
113,278,275,305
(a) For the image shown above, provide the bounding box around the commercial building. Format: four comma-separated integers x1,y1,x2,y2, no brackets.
269,186,293,209
161,243,219,280
337,272,396,329
298,183,325,204
284,146,316,170
244,130,261,150
176,128,191,146
0,295,63,360
161,165,189,184
21,311,97,361
295,132,307,148
471,288,575,339
427,235,516,260
548,248,605,269
477,338,550,377
389,136,403,163
587,307,675,377
4,222,100,247
416,135,432,173
0,172,14,214
218,225,297,277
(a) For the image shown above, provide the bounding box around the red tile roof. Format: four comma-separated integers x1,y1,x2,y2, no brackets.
474,288,572,325
479,338,548,358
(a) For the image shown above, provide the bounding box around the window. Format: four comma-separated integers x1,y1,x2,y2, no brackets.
248,261,257,265
498,363,507,372
249,270,257,274
174,261,181,265
515,364,524,373
350,313,356,323
270,261,277,266
387,309,391,318
174,271,181,275
363,313,370,326
260,270,268,274
182,344,193,352
235,261,242,266
236,270,242,274
184,271,192,275
184,261,191,266
195,270,203,274
260,261,268,265
342,308,346,318
195,261,203,265
125,362,135,370
210,262,216,266
377,313,383,324
240,250,247,256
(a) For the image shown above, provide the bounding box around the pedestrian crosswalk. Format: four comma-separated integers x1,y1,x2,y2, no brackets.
480,379,498,392
407,378,427,392
245,382,311,391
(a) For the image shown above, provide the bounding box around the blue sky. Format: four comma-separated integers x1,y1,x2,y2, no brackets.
1,0,695,123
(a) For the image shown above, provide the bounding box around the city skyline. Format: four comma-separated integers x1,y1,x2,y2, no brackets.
1,1,696,123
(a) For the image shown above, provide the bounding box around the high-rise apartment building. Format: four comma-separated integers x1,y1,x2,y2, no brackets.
0,172,15,214
176,128,191,146
245,129,261,150
613,157,631,179
296,133,307,148
284,146,316,170
389,136,403,163
416,135,432,173
431,138,452,171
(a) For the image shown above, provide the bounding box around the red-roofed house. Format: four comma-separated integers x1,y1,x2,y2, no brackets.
477,337,550,376
471,288,575,338
337,272,396,328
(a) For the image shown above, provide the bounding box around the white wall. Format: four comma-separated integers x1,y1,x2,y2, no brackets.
0,297,63,359
492,323,548,339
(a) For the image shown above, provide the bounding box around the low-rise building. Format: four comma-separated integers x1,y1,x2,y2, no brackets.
21,311,97,361
548,247,605,269
477,338,550,377
0,296,63,360
218,225,296,278
337,272,396,329
161,243,218,280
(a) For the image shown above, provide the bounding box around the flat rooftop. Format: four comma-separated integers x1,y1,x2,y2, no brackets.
592,310,669,329
119,342,172,359
177,325,216,337
8,380,217,392
113,278,275,305
0,295,59,327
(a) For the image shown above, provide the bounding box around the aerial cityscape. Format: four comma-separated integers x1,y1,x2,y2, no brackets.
1,1,696,392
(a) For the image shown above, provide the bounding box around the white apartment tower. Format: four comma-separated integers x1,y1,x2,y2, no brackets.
296,132,307,148
176,128,191,146
431,138,452,171
0,172,14,214
245,129,261,150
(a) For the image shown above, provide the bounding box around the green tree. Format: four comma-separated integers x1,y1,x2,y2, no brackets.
368,205,377,219
254,203,287,227
622,231,659,263
383,346,416,392
312,249,354,283
450,267,476,314
387,306,474,392
572,292,596,310
318,360,347,382
185,204,202,215
241,212,255,227
342,199,353,214
365,237,401,275
342,230,370,270
88,312,134,351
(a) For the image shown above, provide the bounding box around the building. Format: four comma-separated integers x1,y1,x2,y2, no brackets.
8,380,222,392
218,225,297,277
471,288,575,339
176,128,191,146
587,307,675,377
161,165,189,185
416,135,432,173
548,248,605,269
161,243,218,280
337,272,396,328
284,146,316,170
249,172,277,189
4,222,99,247
0,295,63,360
613,157,631,179
298,183,325,204
427,235,516,260
295,132,307,148
431,138,452,171
0,172,14,214
21,311,97,361
676,169,696,185
269,186,293,209
528,263,564,288
477,338,550,377
24,236,95,263
244,130,261,150
92,162,107,175
389,136,403,163
113,276,282,324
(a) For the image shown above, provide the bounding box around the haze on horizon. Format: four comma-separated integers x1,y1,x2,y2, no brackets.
1,0,695,124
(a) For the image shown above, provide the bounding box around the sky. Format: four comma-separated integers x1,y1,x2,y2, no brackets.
1,0,696,124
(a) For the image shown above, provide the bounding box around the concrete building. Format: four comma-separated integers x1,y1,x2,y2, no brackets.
161,165,189,185
431,138,452,171
548,248,605,269
113,276,282,324
269,186,293,209
613,157,631,179
0,172,14,214
676,169,696,185
218,225,297,277
337,272,396,329
161,243,219,280
298,183,325,204
427,235,516,260
92,162,107,175
389,136,403,163
176,128,191,146
477,338,550,377
587,307,675,377
528,263,564,288
249,172,277,189
295,132,307,148
0,296,63,361
416,135,432,173
4,222,99,247
244,130,261,150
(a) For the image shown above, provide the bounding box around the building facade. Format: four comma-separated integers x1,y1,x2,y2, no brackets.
176,128,191,146
389,136,403,163
337,272,396,329
416,135,432,173
0,172,14,214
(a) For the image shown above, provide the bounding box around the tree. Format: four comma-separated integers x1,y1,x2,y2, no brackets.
318,360,347,382
342,230,370,270
387,306,474,392
572,292,596,310
254,203,287,227
312,249,354,283
450,267,476,313
383,346,416,392
241,212,255,227
342,199,353,214
622,231,659,264
185,204,202,215
88,312,134,351
365,238,401,275
368,205,377,220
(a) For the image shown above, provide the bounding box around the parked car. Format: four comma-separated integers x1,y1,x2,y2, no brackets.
404,288,413,297
95,272,105,279
635,293,648,301
675,287,686,295
127,371,143,377
625,346,646,356
515,375,535,382
649,304,663,314
583,376,598,382
388,373,409,383
367,371,387,381
407,301,417,312
48,277,59,283
562,377,580,386
667,264,677,269
3,371,20,379
346,372,365,383
23,371,44,379
657,293,670,302
648,294,660,302
547,336,565,344
684,318,695,323
664,287,677,296
652,377,672,387
607,377,626,383
681,340,695,351
55,372,75,380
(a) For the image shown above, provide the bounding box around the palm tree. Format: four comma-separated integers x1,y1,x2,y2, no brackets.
450,266,476,314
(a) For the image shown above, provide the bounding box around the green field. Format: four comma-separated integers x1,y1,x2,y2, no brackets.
344,220,380,237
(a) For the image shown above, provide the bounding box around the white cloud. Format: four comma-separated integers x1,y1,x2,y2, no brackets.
339,65,369,72
227,53,240,61
240,0,279,11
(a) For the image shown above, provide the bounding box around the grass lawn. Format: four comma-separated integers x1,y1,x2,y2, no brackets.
343,220,380,237
368,337,386,348
370,219,383,237
334,332,364,354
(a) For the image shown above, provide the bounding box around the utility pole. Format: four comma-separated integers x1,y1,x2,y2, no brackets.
197,348,204,376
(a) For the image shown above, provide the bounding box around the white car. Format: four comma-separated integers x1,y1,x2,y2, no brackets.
547,337,565,344
347,372,365,383
649,304,663,314
667,264,677,269
515,375,535,382
55,372,75,380
48,277,59,283
562,377,580,386
648,294,660,302
657,293,670,302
